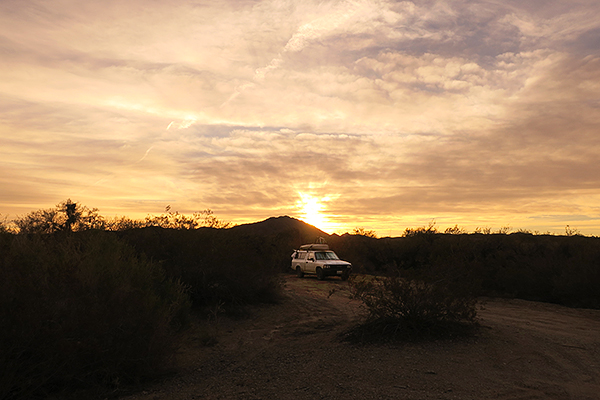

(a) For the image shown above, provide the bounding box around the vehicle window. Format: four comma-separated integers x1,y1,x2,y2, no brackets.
314,252,338,260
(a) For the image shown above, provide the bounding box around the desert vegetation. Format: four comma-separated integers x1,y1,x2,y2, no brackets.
330,226,600,309
0,201,284,399
0,231,190,399
2,201,600,398
7,200,232,234
345,270,478,342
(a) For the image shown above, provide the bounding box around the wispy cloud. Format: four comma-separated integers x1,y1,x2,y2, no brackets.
1,0,600,234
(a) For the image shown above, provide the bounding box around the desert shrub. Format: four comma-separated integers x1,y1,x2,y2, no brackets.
14,199,105,234
352,227,378,238
548,238,600,308
345,273,478,342
0,214,10,233
403,221,438,237
117,227,283,311
176,230,283,309
143,206,233,230
333,230,600,309
104,215,146,231
0,231,190,400
328,234,381,273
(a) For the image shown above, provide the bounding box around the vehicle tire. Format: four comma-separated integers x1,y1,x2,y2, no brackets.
316,267,325,280
296,266,304,278
341,271,350,281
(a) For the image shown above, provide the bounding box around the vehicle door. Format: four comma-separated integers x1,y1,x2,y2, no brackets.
293,251,308,272
305,251,318,273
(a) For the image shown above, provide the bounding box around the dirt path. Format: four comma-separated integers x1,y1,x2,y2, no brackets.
121,274,600,400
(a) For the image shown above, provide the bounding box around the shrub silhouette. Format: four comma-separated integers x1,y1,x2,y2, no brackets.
332,229,600,309
142,206,233,230
4,202,600,397
0,231,190,400
117,227,283,310
346,272,478,342
14,199,105,234
0,214,10,233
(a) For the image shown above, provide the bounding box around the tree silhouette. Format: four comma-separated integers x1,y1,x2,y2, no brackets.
14,199,104,234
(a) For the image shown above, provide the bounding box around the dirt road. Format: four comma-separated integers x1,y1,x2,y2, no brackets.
122,274,600,400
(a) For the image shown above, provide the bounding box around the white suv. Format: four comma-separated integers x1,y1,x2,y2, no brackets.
291,243,352,280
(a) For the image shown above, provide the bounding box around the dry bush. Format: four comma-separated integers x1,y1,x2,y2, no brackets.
345,274,478,342
143,207,233,230
117,228,283,312
13,199,105,234
333,229,600,309
0,231,190,400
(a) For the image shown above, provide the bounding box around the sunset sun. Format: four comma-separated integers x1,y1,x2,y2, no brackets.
1,0,600,236
296,192,337,233
2,2,600,398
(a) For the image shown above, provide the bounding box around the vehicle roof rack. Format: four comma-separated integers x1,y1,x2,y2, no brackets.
299,243,329,250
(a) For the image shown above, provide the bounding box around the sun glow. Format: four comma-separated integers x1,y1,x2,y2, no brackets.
296,192,339,233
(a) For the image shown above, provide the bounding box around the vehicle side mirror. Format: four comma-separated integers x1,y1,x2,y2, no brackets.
309,258,314,262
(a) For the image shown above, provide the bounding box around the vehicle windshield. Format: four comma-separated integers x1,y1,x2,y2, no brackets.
315,251,339,260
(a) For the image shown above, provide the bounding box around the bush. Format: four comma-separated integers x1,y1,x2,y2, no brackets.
0,214,10,233
345,274,478,342
117,227,283,311
13,199,105,234
0,231,190,400
332,231,600,309
142,207,233,230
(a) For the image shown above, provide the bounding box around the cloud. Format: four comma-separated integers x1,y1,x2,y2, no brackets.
1,0,600,234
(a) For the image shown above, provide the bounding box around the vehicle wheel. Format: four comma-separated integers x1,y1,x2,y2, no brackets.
316,267,325,280
296,266,304,278
341,271,350,281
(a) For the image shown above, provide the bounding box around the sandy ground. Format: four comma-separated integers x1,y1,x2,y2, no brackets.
121,274,600,400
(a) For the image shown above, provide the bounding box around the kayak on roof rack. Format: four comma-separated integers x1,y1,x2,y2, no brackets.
299,243,329,250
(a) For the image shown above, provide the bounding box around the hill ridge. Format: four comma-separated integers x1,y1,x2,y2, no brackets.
230,215,329,239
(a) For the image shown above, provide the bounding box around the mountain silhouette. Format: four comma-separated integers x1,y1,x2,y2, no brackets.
230,216,329,243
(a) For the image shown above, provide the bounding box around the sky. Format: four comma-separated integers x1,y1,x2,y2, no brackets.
1,0,600,236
